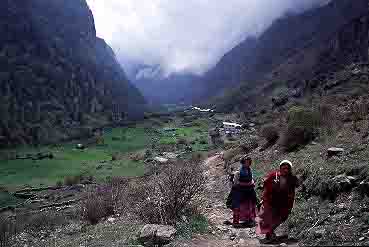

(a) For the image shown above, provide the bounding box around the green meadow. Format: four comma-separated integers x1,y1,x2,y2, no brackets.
0,127,152,189
0,119,210,189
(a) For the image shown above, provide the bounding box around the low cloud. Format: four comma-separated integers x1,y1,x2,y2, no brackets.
87,0,330,76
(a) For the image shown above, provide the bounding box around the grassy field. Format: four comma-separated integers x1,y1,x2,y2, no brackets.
0,127,154,189
0,191,23,207
159,119,210,152
0,118,211,189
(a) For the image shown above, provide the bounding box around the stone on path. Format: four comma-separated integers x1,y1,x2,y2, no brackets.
138,224,176,246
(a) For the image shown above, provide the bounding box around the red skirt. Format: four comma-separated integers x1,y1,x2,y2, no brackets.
256,204,288,234
239,199,256,221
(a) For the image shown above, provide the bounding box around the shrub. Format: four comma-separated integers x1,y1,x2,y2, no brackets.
199,139,208,145
279,125,314,152
260,124,279,144
177,138,188,145
314,103,341,138
112,152,123,161
0,215,15,247
286,106,319,128
81,185,115,224
135,161,205,225
351,99,369,122
55,180,63,188
279,106,319,151
64,175,81,186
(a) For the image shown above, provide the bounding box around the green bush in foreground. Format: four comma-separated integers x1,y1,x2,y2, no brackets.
280,106,319,152
176,214,209,239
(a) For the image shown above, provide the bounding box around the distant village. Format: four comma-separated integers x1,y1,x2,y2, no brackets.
190,106,243,133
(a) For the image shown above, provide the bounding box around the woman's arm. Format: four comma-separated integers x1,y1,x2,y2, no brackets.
262,172,275,205
233,171,240,185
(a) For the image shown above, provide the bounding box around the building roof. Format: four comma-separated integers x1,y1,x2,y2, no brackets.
222,122,242,128
192,106,214,112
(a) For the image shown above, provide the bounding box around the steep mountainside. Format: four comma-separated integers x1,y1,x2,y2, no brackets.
201,0,368,111
201,37,258,98
0,0,145,146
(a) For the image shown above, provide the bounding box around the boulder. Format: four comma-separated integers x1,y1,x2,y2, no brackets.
138,224,176,246
327,147,345,158
321,174,357,199
154,156,169,164
162,152,177,160
332,174,357,190
76,143,85,150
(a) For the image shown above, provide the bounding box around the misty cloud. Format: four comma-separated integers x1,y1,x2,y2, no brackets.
87,0,330,76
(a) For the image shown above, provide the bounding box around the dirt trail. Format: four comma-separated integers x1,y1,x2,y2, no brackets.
176,154,298,247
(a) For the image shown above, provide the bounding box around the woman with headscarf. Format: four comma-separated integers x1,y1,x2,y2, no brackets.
229,156,257,228
256,160,298,242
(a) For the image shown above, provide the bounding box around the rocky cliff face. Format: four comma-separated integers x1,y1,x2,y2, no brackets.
0,0,145,146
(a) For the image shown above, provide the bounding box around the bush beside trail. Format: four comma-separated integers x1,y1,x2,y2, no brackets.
78,157,206,226
134,160,205,225
279,106,319,152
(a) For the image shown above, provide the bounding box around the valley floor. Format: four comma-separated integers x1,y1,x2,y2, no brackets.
3,109,369,246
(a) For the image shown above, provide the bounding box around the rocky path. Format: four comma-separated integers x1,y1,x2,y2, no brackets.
177,154,298,247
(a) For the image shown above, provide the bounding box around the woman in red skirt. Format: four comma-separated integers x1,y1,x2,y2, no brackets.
256,160,298,242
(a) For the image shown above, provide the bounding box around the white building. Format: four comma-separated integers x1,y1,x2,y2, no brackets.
222,122,242,134
191,106,215,112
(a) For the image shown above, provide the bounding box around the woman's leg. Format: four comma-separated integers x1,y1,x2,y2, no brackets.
233,208,240,226
256,204,274,235
231,185,241,227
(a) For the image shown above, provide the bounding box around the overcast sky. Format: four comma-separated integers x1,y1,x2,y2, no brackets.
87,0,331,77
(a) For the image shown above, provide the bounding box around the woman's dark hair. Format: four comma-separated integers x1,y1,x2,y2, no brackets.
240,156,252,164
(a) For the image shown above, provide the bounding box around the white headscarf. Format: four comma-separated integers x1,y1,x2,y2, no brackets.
280,160,293,168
